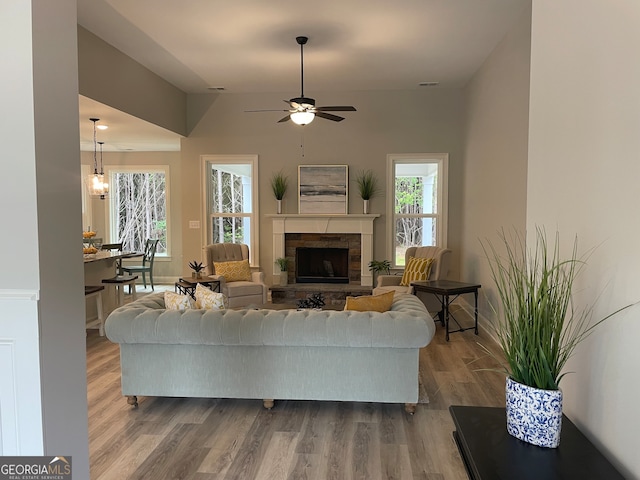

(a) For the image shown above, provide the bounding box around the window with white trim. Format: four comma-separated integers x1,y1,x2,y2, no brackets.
203,155,259,265
106,165,170,256
387,154,448,267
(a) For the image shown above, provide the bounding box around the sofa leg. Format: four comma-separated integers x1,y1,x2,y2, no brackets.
404,403,416,414
127,395,139,408
263,399,274,410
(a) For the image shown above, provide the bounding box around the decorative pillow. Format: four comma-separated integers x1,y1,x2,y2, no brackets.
344,291,395,313
164,291,192,311
195,282,226,310
213,259,252,282
400,257,434,286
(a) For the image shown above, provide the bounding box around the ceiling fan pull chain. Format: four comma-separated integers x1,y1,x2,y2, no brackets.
300,129,305,158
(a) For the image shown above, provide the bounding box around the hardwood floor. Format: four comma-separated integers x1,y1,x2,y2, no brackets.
87,303,505,479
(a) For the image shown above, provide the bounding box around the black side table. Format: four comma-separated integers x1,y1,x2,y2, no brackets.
411,280,480,341
175,277,221,299
449,405,624,479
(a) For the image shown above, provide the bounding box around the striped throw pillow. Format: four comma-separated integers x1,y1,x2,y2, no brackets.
399,257,434,286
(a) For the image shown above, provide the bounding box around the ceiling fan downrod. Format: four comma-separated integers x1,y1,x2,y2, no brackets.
296,36,308,100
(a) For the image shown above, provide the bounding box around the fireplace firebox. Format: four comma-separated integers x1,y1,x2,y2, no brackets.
295,247,349,284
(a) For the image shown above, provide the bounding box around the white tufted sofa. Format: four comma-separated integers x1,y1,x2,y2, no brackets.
105,292,436,411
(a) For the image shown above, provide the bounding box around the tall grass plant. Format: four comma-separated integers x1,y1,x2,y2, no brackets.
482,227,631,391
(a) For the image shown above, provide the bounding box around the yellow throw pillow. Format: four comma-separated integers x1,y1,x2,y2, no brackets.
344,291,395,313
213,259,252,282
195,282,226,310
164,291,192,311
400,257,434,286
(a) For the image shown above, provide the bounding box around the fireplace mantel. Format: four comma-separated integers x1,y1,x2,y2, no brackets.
268,214,380,286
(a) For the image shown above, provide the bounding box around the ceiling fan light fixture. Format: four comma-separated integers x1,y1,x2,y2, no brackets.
290,111,315,125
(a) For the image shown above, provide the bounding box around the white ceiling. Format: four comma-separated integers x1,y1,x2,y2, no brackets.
79,96,182,152
77,0,529,151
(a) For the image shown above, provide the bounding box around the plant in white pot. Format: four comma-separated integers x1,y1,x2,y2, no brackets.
275,257,289,286
188,260,206,279
354,169,380,214
270,170,288,214
368,259,391,285
482,227,633,448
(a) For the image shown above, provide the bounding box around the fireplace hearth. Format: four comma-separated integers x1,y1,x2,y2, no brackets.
295,247,349,284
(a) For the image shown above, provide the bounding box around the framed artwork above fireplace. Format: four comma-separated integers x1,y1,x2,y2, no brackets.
298,165,348,215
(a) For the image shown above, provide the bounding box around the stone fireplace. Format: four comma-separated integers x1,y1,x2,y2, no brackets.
269,214,379,286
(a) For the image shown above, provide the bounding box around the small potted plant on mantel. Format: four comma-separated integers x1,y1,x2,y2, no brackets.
188,260,206,279
354,169,380,214
270,170,288,214
275,257,289,286
482,227,635,449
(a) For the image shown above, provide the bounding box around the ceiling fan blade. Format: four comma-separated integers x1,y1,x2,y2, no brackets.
315,106,357,112
278,115,291,123
245,109,290,113
315,111,345,122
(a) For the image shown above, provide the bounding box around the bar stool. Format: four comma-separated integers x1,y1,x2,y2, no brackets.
85,285,105,336
102,274,138,307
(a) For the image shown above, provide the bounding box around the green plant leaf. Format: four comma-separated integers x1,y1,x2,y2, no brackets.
480,226,635,390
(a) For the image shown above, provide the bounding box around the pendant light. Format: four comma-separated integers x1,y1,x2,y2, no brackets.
86,118,108,199
97,141,108,198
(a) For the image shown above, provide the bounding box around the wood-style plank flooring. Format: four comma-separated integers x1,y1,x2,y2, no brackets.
87,301,505,479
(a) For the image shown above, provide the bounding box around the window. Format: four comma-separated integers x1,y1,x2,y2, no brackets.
202,155,258,265
387,154,448,267
106,166,169,256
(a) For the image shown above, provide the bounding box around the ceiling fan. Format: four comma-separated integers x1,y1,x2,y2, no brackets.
246,36,356,125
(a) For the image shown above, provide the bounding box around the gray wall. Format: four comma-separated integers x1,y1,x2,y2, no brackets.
78,26,188,137
527,0,640,476
460,5,531,323
180,89,466,282
0,0,90,476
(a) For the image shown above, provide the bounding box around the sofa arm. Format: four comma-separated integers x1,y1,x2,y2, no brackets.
209,274,227,290
251,271,266,284
376,275,402,288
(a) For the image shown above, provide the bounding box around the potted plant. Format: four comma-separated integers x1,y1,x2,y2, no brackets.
368,259,391,284
188,260,205,279
270,170,288,214
482,227,633,448
275,257,289,286
354,169,380,214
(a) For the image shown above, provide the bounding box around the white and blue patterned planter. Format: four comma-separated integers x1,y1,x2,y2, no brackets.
505,377,563,448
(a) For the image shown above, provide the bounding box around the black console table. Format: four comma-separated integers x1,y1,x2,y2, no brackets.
449,405,624,479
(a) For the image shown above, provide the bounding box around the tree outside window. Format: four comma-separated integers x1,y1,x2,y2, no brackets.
108,167,168,255
204,156,258,264
388,154,448,267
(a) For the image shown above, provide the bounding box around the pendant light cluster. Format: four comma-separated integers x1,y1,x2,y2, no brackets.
86,117,109,199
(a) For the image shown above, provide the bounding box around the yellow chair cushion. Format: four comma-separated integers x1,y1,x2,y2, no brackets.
399,256,434,286
164,291,192,311
195,283,226,310
213,259,252,282
344,290,395,313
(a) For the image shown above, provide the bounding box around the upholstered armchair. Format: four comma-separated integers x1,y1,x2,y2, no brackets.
204,243,268,308
373,246,452,315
